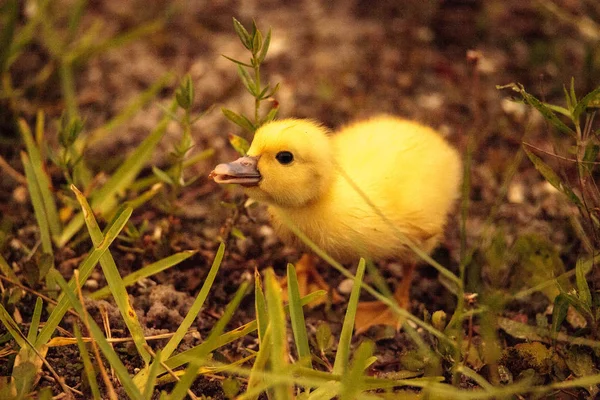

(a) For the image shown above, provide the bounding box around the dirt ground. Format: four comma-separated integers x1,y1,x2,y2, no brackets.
1,0,599,398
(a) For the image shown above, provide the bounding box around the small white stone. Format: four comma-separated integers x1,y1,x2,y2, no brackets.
501,98,527,119
507,182,525,204
417,93,444,110
12,186,28,204
337,278,354,294
84,279,99,290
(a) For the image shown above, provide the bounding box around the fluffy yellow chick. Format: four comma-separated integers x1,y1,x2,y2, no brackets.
211,116,461,332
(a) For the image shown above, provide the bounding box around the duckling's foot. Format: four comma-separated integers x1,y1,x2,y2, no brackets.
281,254,343,306
354,263,415,334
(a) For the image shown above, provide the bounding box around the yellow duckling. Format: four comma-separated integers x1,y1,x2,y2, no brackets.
211,116,462,332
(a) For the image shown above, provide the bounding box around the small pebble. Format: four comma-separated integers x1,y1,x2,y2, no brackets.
507,182,525,204
84,279,99,290
12,186,28,204
337,278,354,294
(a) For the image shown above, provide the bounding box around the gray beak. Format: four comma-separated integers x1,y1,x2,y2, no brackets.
209,156,261,186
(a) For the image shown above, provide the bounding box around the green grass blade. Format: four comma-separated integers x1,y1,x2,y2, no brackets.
20,152,53,255
89,250,197,300
254,268,268,342
0,0,18,74
143,350,163,400
18,119,61,241
58,60,79,119
286,263,312,368
339,341,375,400
333,258,365,376
166,362,199,400
27,297,43,344
204,279,250,345
247,327,273,400
35,207,131,349
0,302,26,348
161,242,225,360
265,268,292,400
58,100,178,247
71,184,150,364
50,269,143,399
74,324,102,400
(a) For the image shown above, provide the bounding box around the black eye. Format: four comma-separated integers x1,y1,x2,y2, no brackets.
275,151,294,165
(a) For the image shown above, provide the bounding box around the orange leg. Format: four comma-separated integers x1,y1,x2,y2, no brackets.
354,263,416,334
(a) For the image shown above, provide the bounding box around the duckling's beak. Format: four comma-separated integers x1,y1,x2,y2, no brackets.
209,156,261,186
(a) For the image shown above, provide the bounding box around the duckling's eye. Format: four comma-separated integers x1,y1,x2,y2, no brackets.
275,151,294,165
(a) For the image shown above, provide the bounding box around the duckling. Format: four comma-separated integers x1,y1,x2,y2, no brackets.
210,116,462,332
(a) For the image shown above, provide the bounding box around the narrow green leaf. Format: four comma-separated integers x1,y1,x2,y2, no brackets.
232,17,252,49
35,207,132,349
569,78,577,110
221,54,253,68
287,263,312,368
257,28,271,64
67,0,87,40
260,105,279,126
90,250,196,300
50,270,143,400
523,147,583,207
252,26,262,54
551,294,570,336
19,117,61,242
264,268,292,400
74,324,102,400
563,85,573,113
152,166,175,185
0,0,18,74
0,303,26,348
27,298,43,344
340,340,375,400
333,258,366,375
21,153,53,255
237,64,257,96
575,258,592,307
143,350,162,400
72,184,150,364
228,133,250,156
221,108,255,133
247,327,272,400
167,362,200,400
204,279,250,345
254,269,268,342
544,103,571,117
573,86,600,121
161,243,225,359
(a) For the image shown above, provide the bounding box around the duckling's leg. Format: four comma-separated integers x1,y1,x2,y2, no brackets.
281,254,343,306
354,262,416,334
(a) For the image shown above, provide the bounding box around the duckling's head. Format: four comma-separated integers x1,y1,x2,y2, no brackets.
211,119,334,208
